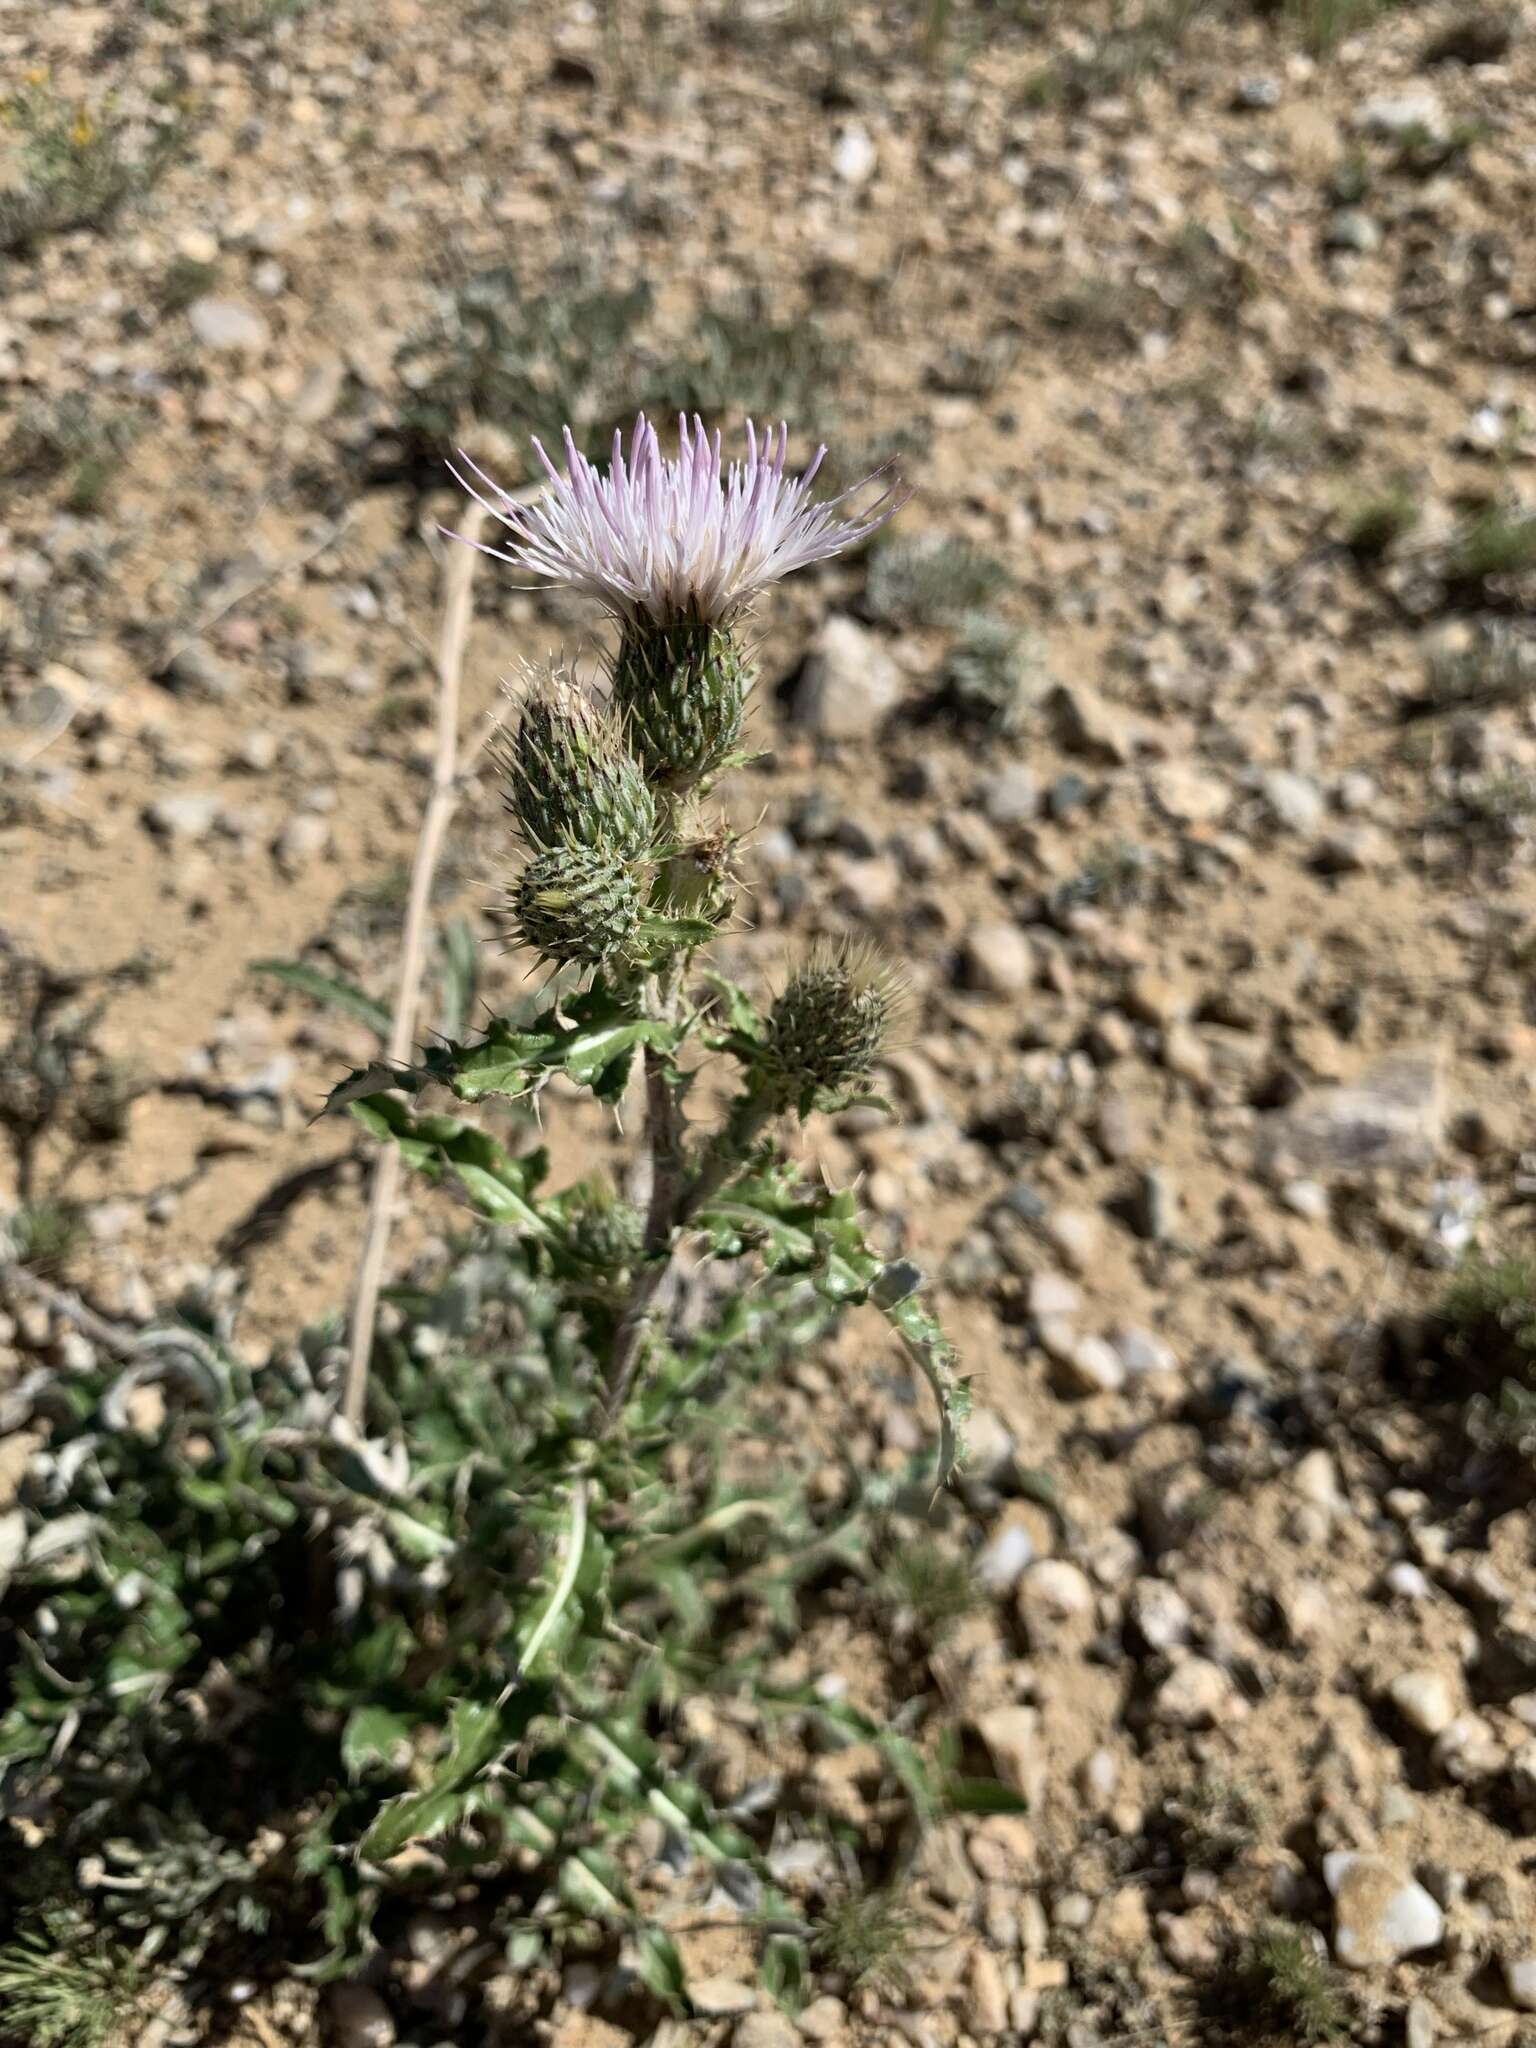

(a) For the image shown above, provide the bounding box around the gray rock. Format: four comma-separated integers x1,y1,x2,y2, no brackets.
1260,769,1325,835
326,1985,395,2048
1054,1334,1127,1397
1260,1049,1447,1174
790,617,902,739
1235,75,1281,108
1152,1656,1237,1728
1356,90,1447,141
1048,681,1135,764
690,1977,758,2018
735,2016,801,2048
981,763,1041,829
145,791,223,842
1323,1852,1444,1968
274,812,331,874
1325,210,1382,253
160,644,240,701
1148,761,1228,825
187,297,271,352
962,923,1034,995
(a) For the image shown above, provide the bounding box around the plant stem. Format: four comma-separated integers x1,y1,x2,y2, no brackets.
601,1063,775,1431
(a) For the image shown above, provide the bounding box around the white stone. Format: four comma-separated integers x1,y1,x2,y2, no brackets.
791,616,902,739
976,1704,1046,1805
1152,1657,1238,1729
1504,1956,1536,2012
1055,1334,1127,1397
1387,1668,1457,1738
832,123,877,185
976,1520,1036,1593
962,924,1035,995
188,296,271,352
1323,1852,1444,1969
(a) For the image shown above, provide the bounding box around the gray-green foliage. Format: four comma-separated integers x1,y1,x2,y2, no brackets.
1,394,142,515
1442,1251,1536,1472
0,82,182,257
1,1234,827,1986
0,1909,151,2048
1226,1921,1350,2043
396,265,654,465
937,611,1046,732
395,271,842,469
865,532,1010,629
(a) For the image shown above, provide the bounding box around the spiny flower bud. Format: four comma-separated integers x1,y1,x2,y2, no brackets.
559,1179,644,1299
511,844,642,967
610,615,751,792
497,667,656,858
764,944,906,1111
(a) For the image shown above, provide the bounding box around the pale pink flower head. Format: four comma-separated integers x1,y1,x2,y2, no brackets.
450,413,906,626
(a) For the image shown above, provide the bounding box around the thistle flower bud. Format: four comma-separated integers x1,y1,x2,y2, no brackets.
559,1179,644,1300
764,945,906,1111
497,668,656,858
511,844,642,967
610,615,751,792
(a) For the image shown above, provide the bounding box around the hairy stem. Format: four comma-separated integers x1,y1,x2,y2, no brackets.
601,1057,775,1430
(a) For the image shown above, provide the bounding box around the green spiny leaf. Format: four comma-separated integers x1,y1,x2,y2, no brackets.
341,1706,416,1781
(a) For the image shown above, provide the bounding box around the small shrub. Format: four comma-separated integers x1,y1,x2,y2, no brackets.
5,1197,86,1274
1057,838,1159,914
1165,1775,1268,1871
157,254,217,313
813,1888,915,1997
865,533,1009,629
0,939,149,1204
1,395,142,515
0,1909,151,2048
0,80,180,257
647,290,842,428
1445,502,1536,592
395,264,653,468
882,1535,976,1640
1424,618,1536,707
936,611,1046,732
1225,1921,1350,2043
1341,481,1419,561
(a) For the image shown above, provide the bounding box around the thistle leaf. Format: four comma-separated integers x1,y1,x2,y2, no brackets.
359,1690,545,1865
321,979,683,1115
341,1706,416,1781
347,1096,549,1234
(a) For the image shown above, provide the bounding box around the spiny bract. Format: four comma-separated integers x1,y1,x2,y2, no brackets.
511,844,643,967
764,945,905,1108
497,666,656,857
611,614,752,790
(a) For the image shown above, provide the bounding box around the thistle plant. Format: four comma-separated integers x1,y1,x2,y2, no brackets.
0,415,976,2017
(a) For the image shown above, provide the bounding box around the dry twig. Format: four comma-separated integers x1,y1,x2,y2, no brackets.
341,500,488,1427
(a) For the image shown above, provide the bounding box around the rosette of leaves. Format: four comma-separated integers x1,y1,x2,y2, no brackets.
0,1224,986,2015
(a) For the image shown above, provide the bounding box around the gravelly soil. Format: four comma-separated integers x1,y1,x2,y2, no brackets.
4,0,1536,2042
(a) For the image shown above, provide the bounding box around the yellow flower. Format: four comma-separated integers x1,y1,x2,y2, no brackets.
71,110,97,148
